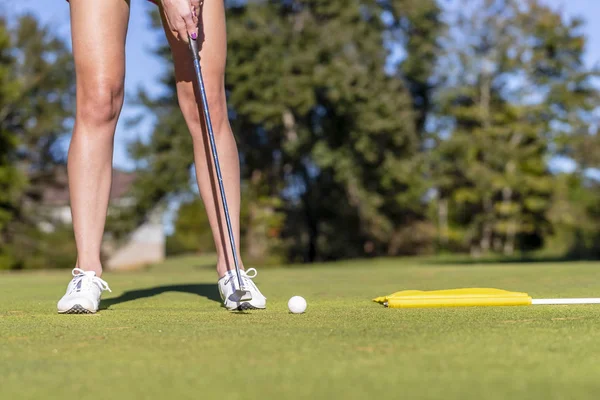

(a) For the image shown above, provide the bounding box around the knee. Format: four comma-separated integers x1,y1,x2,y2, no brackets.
76,80,124,127
178,83,228,139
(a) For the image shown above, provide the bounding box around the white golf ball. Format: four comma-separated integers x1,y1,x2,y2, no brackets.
288,296,307,314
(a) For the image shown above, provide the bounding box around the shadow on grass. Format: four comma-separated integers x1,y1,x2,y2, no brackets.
101,284,221,310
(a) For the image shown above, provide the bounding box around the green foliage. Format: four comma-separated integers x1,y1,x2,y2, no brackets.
226,0,443,260
1,224,77,270
242,179,287,265
0,18,27,252
430,0,599,256
167,185,287,265
128,0,600,263
132,1,444,263
167,198,214,256
0,15,76,269
3,1,600,269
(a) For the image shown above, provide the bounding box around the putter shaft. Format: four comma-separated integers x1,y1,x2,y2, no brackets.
188,36,246,293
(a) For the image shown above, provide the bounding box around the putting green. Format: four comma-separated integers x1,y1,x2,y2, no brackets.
2,256,600,399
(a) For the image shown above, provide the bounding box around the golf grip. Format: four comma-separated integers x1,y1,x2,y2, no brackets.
188,36,245,291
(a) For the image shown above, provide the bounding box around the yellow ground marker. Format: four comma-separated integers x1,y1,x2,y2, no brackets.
373,288,600,308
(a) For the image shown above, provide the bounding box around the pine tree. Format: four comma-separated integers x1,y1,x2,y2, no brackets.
519,1,600,257
0,15,76,269
133,1,442,262
431,0,598,256
0,19,26,265
227,0,440,260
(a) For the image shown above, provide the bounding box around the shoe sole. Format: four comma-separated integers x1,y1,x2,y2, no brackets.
235,302,265,311
58,304,95,314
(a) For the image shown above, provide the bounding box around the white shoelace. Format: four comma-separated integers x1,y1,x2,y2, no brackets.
241,268,261,293
70,268,112,293
224,268,258,286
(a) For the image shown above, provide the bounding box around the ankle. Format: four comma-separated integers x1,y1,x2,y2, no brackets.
216,262,244,279
75,264,103,277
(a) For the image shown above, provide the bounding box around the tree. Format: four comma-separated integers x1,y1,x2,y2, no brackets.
0,19,26,267
227,0,441,260
135,0,600,262
519,1,600,257
166,198,214,256
0,15,76,269
431,0,599,256
133,1,443,263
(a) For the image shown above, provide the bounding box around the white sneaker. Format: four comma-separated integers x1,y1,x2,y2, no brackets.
218,268,267,311
57,268,112,314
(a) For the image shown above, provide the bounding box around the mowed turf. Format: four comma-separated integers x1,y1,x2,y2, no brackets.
2,256,600,400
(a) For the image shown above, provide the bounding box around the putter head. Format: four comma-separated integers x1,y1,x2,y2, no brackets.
233,288,253,302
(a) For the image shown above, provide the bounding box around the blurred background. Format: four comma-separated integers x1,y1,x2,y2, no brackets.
1,0,600,271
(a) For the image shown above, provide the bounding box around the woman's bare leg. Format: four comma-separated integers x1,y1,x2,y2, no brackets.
68,0,130,276
159,2,243,278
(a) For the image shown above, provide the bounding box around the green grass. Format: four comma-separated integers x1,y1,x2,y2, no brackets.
2,256,600,399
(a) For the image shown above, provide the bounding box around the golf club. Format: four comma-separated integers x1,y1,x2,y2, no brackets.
188,34,251,302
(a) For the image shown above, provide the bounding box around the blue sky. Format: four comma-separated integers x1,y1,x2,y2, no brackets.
3,0,600,170
3,0,163,170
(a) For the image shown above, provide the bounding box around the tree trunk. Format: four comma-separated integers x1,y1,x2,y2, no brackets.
438,197,449,246
282,109,298,142
501,185,516,256
493,237,503,252
299,165,318,263
479,63,493,254
470,244,481,258
504,220,517,256
305,201,317,262
480,197,493,253
245,170,268,263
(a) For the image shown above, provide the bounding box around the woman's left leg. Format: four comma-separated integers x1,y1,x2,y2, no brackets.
158,1,266,310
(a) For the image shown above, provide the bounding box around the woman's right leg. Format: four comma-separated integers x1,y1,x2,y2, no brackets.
57,0,129,314
67,0,130,276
